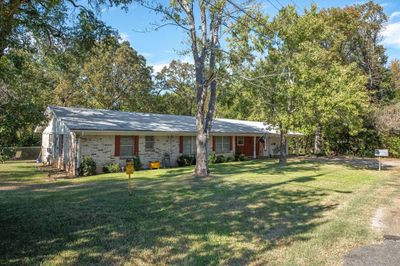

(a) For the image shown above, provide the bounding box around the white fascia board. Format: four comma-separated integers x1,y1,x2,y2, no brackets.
73,130,268,137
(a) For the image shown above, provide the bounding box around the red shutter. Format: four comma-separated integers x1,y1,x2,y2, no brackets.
179,136,183,153
212,136,216,151
114,135,121,156
230,136,233,151
134,136,139,156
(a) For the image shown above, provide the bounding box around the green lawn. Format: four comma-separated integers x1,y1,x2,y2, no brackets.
0,159,396,265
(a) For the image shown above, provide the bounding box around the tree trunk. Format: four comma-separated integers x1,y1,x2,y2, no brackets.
176,0,223,177
279,129,287,166
195,129,208,176
314,124,322,155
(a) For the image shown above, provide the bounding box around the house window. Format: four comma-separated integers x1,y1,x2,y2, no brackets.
145,136,155,151
48,134,54,154
237,136,244,146
120,136,134,158
216,136,230,153
183,136,196,155
58,135,64,156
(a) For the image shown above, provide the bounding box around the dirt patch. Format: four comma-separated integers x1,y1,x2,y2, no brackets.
380,197,400,236
372,207,387,232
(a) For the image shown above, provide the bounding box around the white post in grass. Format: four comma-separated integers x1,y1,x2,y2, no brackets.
375,149,388,171
253,136,256,159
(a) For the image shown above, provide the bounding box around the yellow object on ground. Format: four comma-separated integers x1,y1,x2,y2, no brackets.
149,161,160,169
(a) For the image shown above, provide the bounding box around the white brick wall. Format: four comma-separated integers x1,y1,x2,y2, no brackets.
139,136,180,168
79,135,181,173
79,135,116,173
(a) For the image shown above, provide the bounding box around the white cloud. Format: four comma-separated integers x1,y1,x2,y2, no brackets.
382,22,400,47
118,33,129,43
390,11,400,20
180,55,194,64
152,62,169,73
141,52,153,58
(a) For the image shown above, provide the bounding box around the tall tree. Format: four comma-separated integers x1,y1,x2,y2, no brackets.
154,60,196,116
0,0,131,57
51,11,118,107
139,0,236,176
228,5,369,162
0,49,54,146
323,1,391,102
80,39,153,111
390,60,400,100
0,0,130,147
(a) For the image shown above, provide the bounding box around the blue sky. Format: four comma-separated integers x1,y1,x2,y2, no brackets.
98,0,400,72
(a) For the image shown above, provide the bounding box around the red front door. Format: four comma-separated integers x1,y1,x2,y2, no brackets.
236,136,260,157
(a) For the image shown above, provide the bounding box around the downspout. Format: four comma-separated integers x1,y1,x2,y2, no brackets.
253,136,256,159
76,137,81,175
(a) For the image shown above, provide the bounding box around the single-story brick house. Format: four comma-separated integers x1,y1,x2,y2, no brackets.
37,106,301,176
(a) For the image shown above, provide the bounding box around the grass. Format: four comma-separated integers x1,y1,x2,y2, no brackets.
0,159,397,265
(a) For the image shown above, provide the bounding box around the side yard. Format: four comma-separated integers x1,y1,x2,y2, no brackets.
0,159,398,265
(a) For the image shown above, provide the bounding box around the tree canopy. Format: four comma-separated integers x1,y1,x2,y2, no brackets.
1,0,400,163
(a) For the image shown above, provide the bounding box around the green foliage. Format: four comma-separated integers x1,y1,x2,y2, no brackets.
133,156,143,170
177,155,195,167
102,163,121,173
215,155,226,163
79,156,97,176
381,136,400,158
226,4,380,158
208,153,217,164
234,153,246,161
390,60,400,101
80,39,153,111
153,60,196,116
0,147,15,163
0,1,129,58
226,156,234,162
0,51,51,146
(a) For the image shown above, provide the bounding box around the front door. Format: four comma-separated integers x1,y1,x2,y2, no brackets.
235,136,262,157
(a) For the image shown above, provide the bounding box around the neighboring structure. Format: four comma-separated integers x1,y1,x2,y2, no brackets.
36,106,301,176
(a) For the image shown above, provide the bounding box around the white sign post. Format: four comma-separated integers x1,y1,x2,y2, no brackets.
375,149,389,171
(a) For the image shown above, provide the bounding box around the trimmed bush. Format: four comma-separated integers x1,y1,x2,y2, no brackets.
0,147,15,163
226,156,234,162
79,156,96,176
208,153,217,164
234,152,246,161
215,155,225,163
103,163,121,173
133,156,142,170
177,155,195,166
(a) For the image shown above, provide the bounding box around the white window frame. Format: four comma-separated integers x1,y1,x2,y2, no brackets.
58,134,64,156
216,136,231,153
183,136,196,155
120,136,134,158
237,136,244,146
145,136,155,151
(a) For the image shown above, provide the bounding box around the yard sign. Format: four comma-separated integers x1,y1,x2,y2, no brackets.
375,149,389,171
126,160,134,196
125,162,134,174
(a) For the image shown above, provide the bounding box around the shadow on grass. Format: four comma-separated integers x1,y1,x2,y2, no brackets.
305,156,397,171
0,163,337,265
